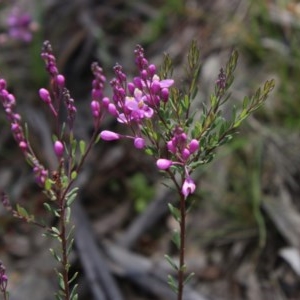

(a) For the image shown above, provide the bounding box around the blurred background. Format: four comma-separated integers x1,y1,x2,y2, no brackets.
0,0,300,299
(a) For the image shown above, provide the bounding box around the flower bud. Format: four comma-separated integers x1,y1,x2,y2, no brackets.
182,148,190,160
91,100,100,117
19,141,27,151
167,140,176,154
148,64,156,76
134,137,145,149
151,81,161,94
100,130,120,141
54,140,64,157
56,74,65,87
39,88,51,104
161,88,169,102
189,139,199,154
108,103,118,117
156,159,173,170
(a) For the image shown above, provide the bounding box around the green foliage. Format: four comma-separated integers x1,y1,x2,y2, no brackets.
129,173,154,213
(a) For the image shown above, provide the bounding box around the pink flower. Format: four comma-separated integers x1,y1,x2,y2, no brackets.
7,7,34,42
156,159,173,170
182,177,196,199
100,130,120,141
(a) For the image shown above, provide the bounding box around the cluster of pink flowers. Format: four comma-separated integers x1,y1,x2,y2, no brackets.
90,62,106,129
99,45,173,147
0,78,49,185
6,6,36,43
0,41,199,198
99,46,198,199
157,127,199,198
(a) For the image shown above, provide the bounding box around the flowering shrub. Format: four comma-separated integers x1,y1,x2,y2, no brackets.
0,40,274,300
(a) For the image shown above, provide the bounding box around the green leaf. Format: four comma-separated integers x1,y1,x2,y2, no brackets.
45,178,53,191
65,206,71,223
71,171,77,180
16,204,29,218
79,140,86,156
49,248,61,262
167,274,178,293
70,284,78,300
171,230,181,249
168,203,181,222
184,272,195,285
58,272,65,290
164,254,178,271
66,187,79,207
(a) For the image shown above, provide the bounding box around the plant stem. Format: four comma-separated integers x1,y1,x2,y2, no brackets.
177,193,186,300
59,199,70,300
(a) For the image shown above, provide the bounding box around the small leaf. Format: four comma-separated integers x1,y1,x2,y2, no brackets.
71,171,77,180
167,274,178,293
79,140,86,156
16,204,29,218
164,254,178,271
58,272,65,290
70,284,78,300
184,272,195,285
49,248,61,262
45,178,53,191
65,206,71,223
171,230,181,249
168,203,181,222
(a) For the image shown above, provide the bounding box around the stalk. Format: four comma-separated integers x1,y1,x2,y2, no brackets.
177,193,186,300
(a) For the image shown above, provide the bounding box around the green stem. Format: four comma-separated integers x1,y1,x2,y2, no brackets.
177,193,186,300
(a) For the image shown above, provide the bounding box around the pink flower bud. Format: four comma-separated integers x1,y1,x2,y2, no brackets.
182,148,190,160
161,88,169,102
54,140,64,157
0,79,7,89
127,82,135,95
148,64,156,76
134,137,145,149
39,88,51,104
91,100,100,117
108,103,118,116
189,139,199,154
133,77,143,89
141,70,148,80
56,74,65,87
102,97,110,108
156,159,173,170
100,130,120,141
167,140,176,154
151,81,161,94
7,93,16,105
19,141,27,151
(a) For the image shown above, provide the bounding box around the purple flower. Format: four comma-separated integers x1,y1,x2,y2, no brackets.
100,130,120,141
156,159,173,170
182,177,196,199
7,7,35,42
